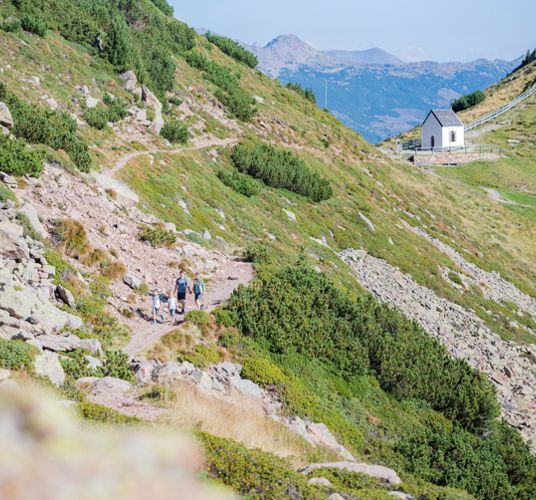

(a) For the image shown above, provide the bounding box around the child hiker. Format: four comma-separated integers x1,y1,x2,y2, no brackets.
168,292,178,325
193,272,205,310
151,289,165,324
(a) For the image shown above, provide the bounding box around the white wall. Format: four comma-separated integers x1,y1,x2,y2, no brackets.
441,126,464,149
421,114,443,149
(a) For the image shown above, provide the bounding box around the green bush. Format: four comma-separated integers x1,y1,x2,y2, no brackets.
185,310,210,326
217,169,261,197
83,106,110,130
61,349,101,380
103,94,128,122
243,242,271,264
139,225,176,248
77,401,140,424
231,139,333,202
149,0,174,16
396,420,536,499
0,134,44,177
205,32,258,68
0,185,16,203
215,87,256,121
102,349,133,382
199,432,319,499
20,14,47,37
214,308,238,328
1,19,22,33
160,120,189,144
180,344,221,369
0,82,91,172
0,340,36,371
168,95,183,106
228,265,499,432
286,82,317,104
452,90,485,112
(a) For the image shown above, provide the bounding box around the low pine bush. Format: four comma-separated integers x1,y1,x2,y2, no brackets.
286,82,317,104
205,32,258,68
217,169,260,197
0,135,44,177
160,120,189,144
243,242,271,264
139,224,176,248
20,14,47,37
184,310,210,327
452,90,485,112
231,140,333,202
83,106,109,130
0,340,36,371
77,401,140,424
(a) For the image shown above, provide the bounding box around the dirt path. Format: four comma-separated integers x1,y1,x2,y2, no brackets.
123,257,254,358
92,136,238,203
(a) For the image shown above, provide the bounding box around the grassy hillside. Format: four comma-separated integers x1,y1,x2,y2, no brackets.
1,1,536,498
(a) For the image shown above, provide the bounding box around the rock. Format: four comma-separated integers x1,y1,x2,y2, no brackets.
0,125,9,136
358,212,375,232
253,95,264,104
123,274,142,290
86,96,100,109
135,360,155,385
202,229,212,241
300,462,401,486
25,338,43,351
79,376,132,396
229,377,263,399
196,371,213,392
283,209,296,222
307,477,333,488
19,203,48,240
37,334,100,354
85,355,103,371
78,338,102,355
0,102,13,129
55,285,76,308
0,368,11,382
306,423,356,461
120,70,138,91
154,362,186,384
0,384,221,499
328,494,345,500
142,86,164,135
164,222,177,233
0,171,18,188
46,98,59,110
389,492,414,499
135,109,147,122
34,352,65,386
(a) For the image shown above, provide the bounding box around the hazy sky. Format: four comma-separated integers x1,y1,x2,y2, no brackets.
171,0,535,62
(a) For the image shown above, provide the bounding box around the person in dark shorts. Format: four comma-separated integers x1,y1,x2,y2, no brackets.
193,272,205,310
173,270,191,314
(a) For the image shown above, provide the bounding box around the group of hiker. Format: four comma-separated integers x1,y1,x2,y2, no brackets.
150,270,205,325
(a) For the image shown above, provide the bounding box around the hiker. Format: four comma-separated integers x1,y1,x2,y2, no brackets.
173,270,191,315
193,272,205,310
151,289,165,324
168,292,178,324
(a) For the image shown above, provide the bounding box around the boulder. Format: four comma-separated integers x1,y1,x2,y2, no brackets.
0,171,18,189
307,477,333,488
85,355,103,371
328,494,345,500
123,274,142,290
229,377,263,399
0,368,11,382
283,209,296,222
164,222,177,233
0,102,13,129
79,376,132,396
306,423,356,461
55,285,76,308
202,229,212,241
19,203,48,240
135,360,155,385
300,462,401,486
86,96,100,109
120,70,138,91
252,95,264,104
46,98,59,110
38,334,81,353
389,492,414,499
34,352,65,386
142,86,164,135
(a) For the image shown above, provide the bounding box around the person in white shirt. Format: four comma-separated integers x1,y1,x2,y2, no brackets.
168,294,178,324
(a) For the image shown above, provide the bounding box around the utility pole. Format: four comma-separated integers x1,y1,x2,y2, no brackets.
324,79,328,109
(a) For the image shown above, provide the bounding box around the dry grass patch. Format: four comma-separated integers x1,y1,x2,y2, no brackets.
148,325,200,362
167,382,323,465
101,260,127,280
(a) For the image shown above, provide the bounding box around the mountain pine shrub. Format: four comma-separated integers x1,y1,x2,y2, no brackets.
0,340,36,371
0,135,44,177
217,169,261,197
205,32,258,68
160,120,189,144
20,13,47,37
452,90,485,112
286,82,317,104
231,140,333,201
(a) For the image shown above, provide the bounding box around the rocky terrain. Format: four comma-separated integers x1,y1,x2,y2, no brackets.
341,248,536,448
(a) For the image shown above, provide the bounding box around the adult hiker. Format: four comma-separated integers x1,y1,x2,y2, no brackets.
193,272,205,310
173,270,191,315
151,289,165,325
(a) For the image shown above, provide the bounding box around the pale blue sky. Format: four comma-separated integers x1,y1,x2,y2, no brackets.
171,0,535,62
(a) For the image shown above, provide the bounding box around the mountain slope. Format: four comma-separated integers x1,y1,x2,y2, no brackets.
1,2,535,498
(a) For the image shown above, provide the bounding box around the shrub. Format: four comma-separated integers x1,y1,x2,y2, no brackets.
61,349,102,380
160,120,188,144
452,90,485,112
199,432,318,498
217,169,260,197
231,140,333,202
228,265,499,432
1,19,21,33
102,349,134,382
149,0,174,16
185,310,210,327
214,308,238,328
0,135,44,177
77,401,140,424
286,82,317,104
83,106,109,130
20,14,47,37
0,82,91,171
139,224,176,248
180,344,221,368
0,340,36,370
243,242,271,264
205,32,258,68
168,95,183,106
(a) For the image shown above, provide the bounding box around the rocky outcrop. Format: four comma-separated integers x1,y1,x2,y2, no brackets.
33,352,65,386
0,101,13,129
19,202,48,240
300,461,401,486
340,248,536,447
142,86,164,135
0,383,229,499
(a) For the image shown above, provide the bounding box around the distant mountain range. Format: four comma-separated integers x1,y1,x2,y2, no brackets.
244,35,518,142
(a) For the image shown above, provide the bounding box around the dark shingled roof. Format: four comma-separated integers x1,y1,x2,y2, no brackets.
425,109,463,127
